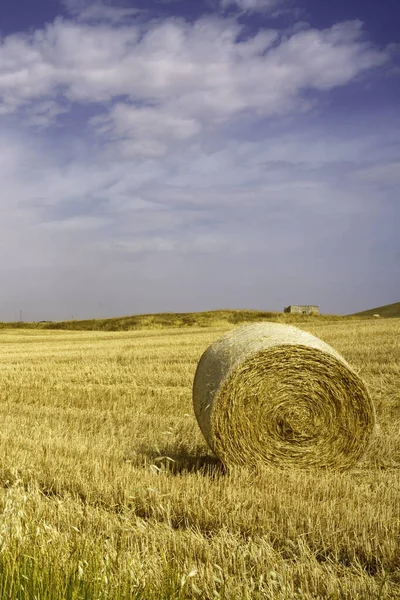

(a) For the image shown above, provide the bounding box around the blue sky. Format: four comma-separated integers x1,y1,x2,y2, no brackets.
0,0,399,320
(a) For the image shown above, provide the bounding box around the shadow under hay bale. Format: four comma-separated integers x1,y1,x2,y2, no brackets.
193,322,376,470
132,445,226,476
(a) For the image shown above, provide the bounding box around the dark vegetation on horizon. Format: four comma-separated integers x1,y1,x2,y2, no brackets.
1,302,397,331
1,309,346,331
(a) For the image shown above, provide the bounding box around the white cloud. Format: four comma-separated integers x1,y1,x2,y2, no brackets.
62,0,88,12
353,161,400,185
77,4,142,23
220,0,283,13
0,17,386,143
23,100,69,127
91,103,201,157
38,215,108,231
62,0,141,22
0,15,385,164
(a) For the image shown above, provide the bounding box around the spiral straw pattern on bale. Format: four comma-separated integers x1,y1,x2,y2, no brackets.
193,323,375,469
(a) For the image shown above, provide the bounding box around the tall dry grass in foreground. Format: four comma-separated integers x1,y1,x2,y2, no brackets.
0,318,398,599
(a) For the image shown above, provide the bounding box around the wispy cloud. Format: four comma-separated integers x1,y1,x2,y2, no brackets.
62,0,142,22
220,0,284,13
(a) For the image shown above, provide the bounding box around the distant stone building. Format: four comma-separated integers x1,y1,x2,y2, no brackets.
284,305,319,315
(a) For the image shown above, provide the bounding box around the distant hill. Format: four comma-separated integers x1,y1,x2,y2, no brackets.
0,309,343,332
351,302,400,318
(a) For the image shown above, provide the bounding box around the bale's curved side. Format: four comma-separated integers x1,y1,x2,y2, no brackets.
193,322,375,469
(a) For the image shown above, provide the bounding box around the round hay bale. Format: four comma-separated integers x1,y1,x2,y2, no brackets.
193,322,375,470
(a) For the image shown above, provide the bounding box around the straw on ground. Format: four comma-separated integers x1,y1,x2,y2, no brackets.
0,316,398,598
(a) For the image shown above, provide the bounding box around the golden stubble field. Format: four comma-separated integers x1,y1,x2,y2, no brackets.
0,318,399,599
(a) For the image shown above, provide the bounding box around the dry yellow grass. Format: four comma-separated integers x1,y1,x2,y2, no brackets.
0,318,399,599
